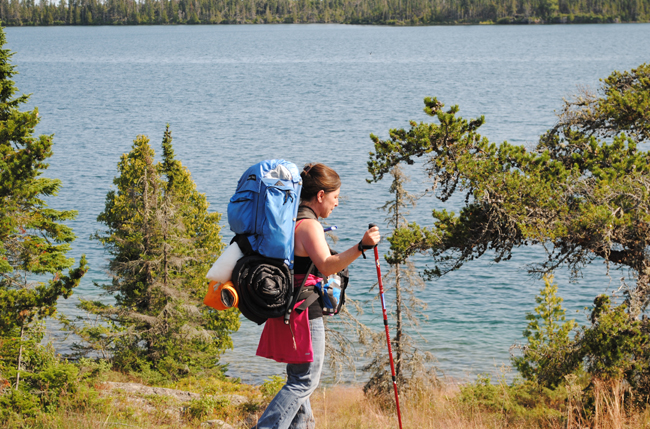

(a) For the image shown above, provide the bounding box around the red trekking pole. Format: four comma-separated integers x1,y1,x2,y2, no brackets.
368,223,403,429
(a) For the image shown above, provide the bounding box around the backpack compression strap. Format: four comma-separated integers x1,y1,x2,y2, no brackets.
294,262,321,314
291,262,321,315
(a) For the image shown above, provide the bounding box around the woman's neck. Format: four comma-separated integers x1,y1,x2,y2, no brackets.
300,202,321,219
300,203,319,220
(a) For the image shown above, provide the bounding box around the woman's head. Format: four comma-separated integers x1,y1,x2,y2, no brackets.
301,163,341,218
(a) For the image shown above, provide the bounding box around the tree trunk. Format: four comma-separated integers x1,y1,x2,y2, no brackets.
15,323,24,390
395,262,403,381
629,262,650,320
143,161,150,256
394,180,403,381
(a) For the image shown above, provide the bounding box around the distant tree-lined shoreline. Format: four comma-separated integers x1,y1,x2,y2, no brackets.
0,0,647,27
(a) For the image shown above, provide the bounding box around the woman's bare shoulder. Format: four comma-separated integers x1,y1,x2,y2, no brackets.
296,218,322,235
295,218,326,258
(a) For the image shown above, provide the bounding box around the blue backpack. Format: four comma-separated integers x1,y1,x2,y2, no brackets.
227,160,303,325
227,160,302,267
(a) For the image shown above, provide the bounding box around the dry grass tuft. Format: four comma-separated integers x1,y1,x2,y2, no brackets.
571,378,650,429
313,383,514,429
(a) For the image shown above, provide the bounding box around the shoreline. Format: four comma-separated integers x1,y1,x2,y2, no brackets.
3,19,647,27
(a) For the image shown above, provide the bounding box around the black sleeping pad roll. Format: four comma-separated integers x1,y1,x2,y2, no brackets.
232,255,292,325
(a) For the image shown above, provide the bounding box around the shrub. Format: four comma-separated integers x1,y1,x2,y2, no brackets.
578,295,649,382
0,389,40,419
260,375,285,400
186,395,229,420
459,375,564,427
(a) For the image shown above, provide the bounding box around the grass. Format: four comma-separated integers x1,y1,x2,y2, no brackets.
4,370,650,428
312,383,523,429
311,378,650,429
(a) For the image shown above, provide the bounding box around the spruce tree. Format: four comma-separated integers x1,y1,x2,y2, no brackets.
512,274,577,388
79,127,239,378
0,25,87,389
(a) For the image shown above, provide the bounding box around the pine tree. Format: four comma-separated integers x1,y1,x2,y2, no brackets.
77,127,239,378
0,25,87,389
367,64,650,396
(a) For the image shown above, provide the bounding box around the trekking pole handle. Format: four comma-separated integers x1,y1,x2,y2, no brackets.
366,223,378,249
357,223,377,259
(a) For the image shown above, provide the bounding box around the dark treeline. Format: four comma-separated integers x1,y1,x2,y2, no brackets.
0,0,647,26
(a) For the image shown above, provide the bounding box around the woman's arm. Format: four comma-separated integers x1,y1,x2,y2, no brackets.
295,219,380,277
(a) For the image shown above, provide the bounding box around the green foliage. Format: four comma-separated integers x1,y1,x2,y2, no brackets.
186,395,230,420
0,388,40,419
260,375,285,400
544,63,650,144
0,340,92,419
0,364,256,427
515,277,650,409
512,275,579,388
0,0,647,26
129,359,173,386
459,375,565,427
76,357,112,381
386,221,439,266
577,295,649,384
23,359,79,409
1,323,44,378
75,126,239,380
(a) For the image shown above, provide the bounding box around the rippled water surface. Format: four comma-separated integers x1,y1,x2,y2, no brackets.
6,23,650,384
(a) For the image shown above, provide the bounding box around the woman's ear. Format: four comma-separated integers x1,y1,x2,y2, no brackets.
317,190,325,203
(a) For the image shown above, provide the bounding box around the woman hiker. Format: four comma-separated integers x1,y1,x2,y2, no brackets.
252,163,381,429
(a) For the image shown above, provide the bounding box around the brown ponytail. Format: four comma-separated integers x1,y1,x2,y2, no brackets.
300,163,341,202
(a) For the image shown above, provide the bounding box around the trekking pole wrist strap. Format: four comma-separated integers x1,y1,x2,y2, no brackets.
358,240,374,259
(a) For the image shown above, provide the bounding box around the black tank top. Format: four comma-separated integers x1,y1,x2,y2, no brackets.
294,255,312,275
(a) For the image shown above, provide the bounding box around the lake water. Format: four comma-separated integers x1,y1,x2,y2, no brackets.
6,23,650,385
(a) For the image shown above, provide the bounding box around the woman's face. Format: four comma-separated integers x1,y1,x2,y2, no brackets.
319,188,340,219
